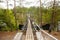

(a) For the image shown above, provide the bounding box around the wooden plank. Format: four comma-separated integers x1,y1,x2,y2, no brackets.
36,32,44,40
13,32,23,40
25,18,34,40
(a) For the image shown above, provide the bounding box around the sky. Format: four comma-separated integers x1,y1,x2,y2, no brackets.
0,0,59,9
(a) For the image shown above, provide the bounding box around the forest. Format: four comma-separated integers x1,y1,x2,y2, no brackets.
0,0,60,31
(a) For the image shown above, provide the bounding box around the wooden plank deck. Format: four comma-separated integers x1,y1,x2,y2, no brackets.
25,18,34,40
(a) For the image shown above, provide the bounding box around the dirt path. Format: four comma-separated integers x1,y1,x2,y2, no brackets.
0,31,17,40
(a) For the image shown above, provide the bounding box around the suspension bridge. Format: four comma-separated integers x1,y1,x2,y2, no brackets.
13,15,58,40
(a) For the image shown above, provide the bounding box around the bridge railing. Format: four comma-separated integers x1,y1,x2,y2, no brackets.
40,29,58,40
35,23,58,40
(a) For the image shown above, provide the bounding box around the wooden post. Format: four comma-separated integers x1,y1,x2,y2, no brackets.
14,0,18,30
51,0,56,30
6,0,8,9
39,0,42,27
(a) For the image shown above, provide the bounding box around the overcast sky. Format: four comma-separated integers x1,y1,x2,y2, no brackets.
0,0,59,9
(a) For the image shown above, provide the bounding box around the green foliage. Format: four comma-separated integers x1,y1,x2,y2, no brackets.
15,7,27,25
0,9,17,31
0,5,60,31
